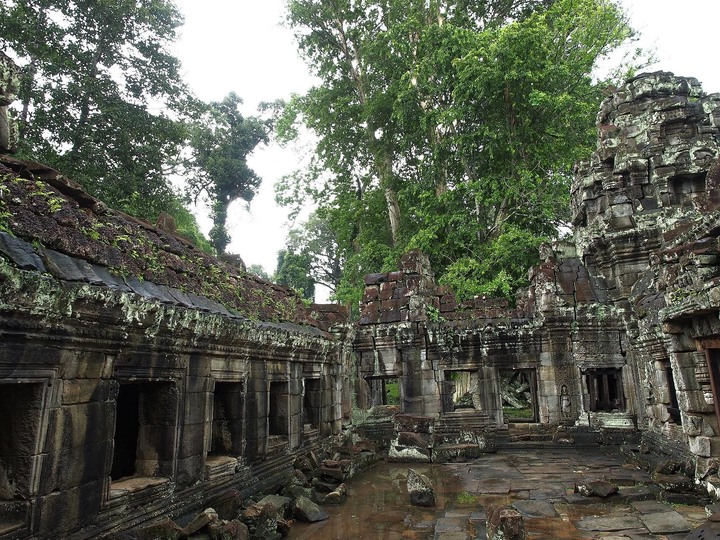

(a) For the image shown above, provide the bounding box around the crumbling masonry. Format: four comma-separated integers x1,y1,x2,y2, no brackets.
2,63,720,538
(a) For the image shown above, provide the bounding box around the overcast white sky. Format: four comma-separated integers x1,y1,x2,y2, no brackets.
172,0,718,282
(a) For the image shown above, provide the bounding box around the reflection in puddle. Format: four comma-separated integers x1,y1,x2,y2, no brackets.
288,462,464,539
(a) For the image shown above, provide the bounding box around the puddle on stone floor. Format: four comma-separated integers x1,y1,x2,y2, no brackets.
288,462,465,539
287,451,711,539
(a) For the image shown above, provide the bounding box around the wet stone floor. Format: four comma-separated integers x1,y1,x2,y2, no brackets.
288,447,711,539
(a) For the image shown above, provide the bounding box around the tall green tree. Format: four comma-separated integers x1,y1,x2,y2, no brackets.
187,92,270,254
275,249,315,301
281,0,638,305
0,0,193,221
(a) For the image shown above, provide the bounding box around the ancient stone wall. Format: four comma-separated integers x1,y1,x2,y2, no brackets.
350,73,720,485
0,155,350,538
5,57,720,538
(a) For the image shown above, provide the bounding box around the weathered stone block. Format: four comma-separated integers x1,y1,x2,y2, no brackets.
689,436,720,457
394,414,434,434
61,379,112,405
677,390,714,413
35,479,103,536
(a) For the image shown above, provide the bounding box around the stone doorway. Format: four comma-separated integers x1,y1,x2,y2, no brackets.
441,370,479,413
663,360,681,424
303,378,322,431
585,368,625,412
210,382,244,456
499,369,538,423
0,382,44,501
111,381,178,480
706,349,720,426
268,381,289,438
365,377,400,407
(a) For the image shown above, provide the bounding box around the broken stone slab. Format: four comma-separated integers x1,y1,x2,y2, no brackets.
318,465,345,482
616,484,657,502
639,510,691,534
407,468,436,507
137,517,183,540
182,507,219,536
631,500,672,514
576,515,643,531
0,231,45,271
245,502,281,540
486,505,526,540
292,495,328,522
206,489,244,521
651,472,694,492
280,476,313,501
312,478,340,493
206,519,249,540
389,443,432,463
511,500,558,518
432,443,483,463
574,479,619,498
321,483,347,505
256,495,291,518
397,431,432,448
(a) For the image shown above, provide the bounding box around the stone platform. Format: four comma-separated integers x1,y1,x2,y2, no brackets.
289,447,712,539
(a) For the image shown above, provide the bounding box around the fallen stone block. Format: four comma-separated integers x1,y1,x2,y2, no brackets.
574,479,619,498
486,505,526,540
182,507,219,536
292,496,328,522
137,517,183,540
407,468,436,507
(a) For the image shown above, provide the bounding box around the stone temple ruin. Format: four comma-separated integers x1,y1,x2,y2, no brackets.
3,52,720,537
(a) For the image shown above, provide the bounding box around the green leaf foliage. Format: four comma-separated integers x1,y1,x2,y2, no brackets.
0,0,195,219
282,0,640,307
187,92,270,254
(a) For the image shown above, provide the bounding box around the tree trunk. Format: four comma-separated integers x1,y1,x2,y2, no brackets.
385,186,401,246
69,43,105,156
376,148,400,247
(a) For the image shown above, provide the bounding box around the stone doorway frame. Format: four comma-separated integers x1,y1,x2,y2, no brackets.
704,346,720,427
498,368,539,423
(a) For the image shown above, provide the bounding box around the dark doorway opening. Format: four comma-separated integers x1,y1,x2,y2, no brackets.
0,383,44,501
303,379,322,430
268,381,289,437
111,384,140,480
586,368,625,412
211,382,244,456
663,361,681,424
366,377,400,407
111,381,177,480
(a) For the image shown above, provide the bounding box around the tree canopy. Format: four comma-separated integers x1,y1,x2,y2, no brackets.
0,0,273,255
0,0,193,221
279,0,639,305
187,92,270,254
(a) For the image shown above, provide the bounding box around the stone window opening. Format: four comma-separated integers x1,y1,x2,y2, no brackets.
365,376,400,407
499,369,538,422
302,378,322,431
110,381,178,483
210,382,244,457
268,381,289,440
585,368,625,412
669,171,707,207
0,382,45,533
663,361,682,424
441,370,480,413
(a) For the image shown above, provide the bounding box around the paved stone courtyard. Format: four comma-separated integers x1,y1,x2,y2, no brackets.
290,447,712,539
